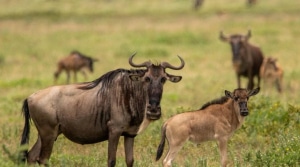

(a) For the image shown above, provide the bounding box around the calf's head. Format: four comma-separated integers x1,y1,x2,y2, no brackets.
225,87,260,116
128,53,184,120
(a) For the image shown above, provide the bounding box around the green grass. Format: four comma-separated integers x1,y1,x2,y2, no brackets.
0,0,300,166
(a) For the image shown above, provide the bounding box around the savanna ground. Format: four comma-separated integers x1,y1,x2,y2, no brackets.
0,0,299,166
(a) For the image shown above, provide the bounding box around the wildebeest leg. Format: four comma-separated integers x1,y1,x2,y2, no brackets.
257,75,261,88
27,135,42,164
218,138,228,167
37,126,59,165
73,71,77,82
162,137,186,167
107,130,122,167
275,78,282,93
81,70,87,81
66,71,70,84
124,136,134,167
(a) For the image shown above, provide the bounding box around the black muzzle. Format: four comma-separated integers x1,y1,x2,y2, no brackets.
146,100,161,120
239,102,249,116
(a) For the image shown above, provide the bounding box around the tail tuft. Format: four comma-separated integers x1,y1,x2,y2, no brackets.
156,125,167,161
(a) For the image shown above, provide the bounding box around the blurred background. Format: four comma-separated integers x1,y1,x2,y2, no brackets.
0,0,299,166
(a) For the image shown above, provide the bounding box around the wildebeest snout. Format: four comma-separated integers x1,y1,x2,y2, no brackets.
239,102,249,116
146,100,161,120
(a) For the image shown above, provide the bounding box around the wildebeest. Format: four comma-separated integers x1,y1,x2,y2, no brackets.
220,30,264,89
260,57,283,93
194,0,257,10
54,50,98,84
20,53,185,167
156,87,260,167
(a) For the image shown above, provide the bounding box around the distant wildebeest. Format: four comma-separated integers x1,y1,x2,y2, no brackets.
260,57,283,93
20,54,185,167
194,0,257,10
220,30,264,89
156,87,260,167
54,50,98,84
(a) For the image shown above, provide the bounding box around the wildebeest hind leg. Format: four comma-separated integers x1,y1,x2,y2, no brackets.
27,135,42,164
37,126,59,165
163,140,186,167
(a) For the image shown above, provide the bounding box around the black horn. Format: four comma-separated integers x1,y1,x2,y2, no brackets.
129,53,152,68
161,55,185,70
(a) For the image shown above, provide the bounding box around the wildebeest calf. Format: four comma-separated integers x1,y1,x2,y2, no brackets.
260,57,283,93
156,87,260,167
220,30,264,89
54,50,97,83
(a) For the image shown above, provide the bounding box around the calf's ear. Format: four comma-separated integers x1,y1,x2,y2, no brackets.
167,74,182,83
248,87,260,97
225,90,234,98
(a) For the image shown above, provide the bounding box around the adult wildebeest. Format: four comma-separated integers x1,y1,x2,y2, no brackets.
260,57,283,93
54,50,98,84
220,30,264,89
156,87,260,167
20,53,185,167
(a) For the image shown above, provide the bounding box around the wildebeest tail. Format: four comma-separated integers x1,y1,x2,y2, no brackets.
20,99,31,162
156,124,167,161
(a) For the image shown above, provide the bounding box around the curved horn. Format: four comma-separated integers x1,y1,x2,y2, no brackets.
245,30,251,39
128,53,151,68
219,31,229,42
161,55,185,70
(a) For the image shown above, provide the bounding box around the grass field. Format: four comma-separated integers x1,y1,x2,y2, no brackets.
0,0,299,166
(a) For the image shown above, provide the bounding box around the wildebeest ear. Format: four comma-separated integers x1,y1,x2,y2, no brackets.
248,87,260,97
167,74,182,83
129,74,142,81
225,90,234,98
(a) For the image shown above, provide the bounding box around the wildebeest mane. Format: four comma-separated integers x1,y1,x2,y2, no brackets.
78,68,146,91
199,96,229,110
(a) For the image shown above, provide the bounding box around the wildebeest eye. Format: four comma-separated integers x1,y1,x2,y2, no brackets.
234,97,239,101
145,77,151,83
161,77,166,83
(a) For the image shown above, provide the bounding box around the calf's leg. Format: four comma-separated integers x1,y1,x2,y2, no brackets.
218,138,228,167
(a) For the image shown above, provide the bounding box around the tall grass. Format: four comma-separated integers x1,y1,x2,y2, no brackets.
0,0,299,166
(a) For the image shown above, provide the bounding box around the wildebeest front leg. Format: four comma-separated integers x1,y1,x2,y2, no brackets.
124,136,135,167
218,138,228,167
108,130,122,167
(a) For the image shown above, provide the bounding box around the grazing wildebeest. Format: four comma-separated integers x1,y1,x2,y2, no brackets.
194,0,257,10
220,30,264,89
156,87,260,167
54,50,98,83
260,57,283,93
20,54,185,167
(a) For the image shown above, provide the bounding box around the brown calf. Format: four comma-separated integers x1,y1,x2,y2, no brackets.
156,88,260,167
260,57,283,93
54,50,97,83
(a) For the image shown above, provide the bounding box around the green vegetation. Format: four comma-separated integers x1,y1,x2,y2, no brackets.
0,0,299,166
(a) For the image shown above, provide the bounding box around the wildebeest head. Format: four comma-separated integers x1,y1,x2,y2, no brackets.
86,57,98,73
262,57,279,75
128,53,184,120
220,30,251,66
225,87,260,116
